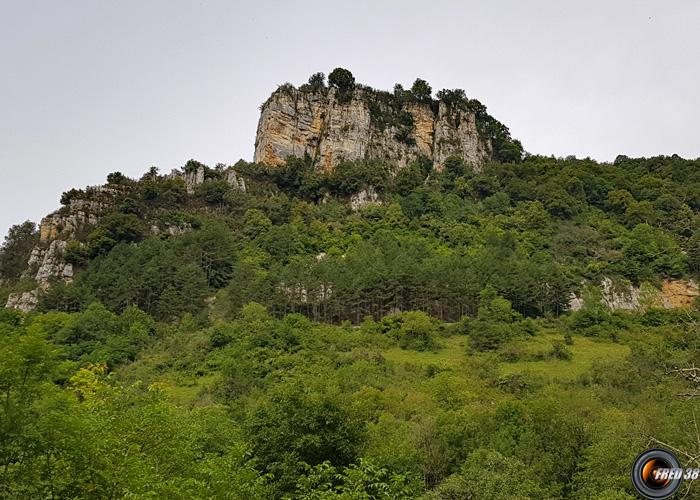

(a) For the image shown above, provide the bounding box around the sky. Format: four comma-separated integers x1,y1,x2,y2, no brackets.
1,0,699,238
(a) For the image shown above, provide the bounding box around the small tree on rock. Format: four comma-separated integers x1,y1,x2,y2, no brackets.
328,68,355,94
411,78,432,102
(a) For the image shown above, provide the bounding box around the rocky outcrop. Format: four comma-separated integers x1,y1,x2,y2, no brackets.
149,223,193,237
26,240,73,286
5,290,38,312
226,169,247,192
168,166,248,194
39,198,106,242
350,186,380,210
568,278,699,311
599,277,643,310
254,86,491,171
661,280,699,308
5,188,116,311
167,166,205,194
433,103,489,169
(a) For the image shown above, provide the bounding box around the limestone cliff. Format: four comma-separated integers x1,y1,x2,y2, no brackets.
568,277,699,311
254,86,492,171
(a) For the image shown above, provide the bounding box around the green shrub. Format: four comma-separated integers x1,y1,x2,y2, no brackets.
195,180,231,205
395,311,437,351
329,67,355,103
549,341,572,360
470,321,516,351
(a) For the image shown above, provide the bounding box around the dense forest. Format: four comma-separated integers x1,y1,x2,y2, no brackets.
4,153,699,323
2,74,700,498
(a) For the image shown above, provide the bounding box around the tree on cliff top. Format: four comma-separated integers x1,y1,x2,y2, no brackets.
306,72,326,90
328,68,355,93
410,78,432,102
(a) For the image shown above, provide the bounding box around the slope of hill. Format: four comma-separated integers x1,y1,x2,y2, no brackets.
1,70,700,498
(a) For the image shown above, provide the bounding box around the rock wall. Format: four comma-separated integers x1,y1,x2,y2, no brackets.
568,278,699,311
661,280,699,308
254,87,491,171
5,290,38,313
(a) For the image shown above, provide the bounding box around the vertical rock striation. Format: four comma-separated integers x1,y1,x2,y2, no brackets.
254,86,492,171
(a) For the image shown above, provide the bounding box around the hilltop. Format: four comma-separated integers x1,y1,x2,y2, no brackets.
254,69,522,171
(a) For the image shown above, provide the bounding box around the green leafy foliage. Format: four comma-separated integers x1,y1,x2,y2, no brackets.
2,108,700,499
410,78,432,102
247,373,365,493
2,293,699,498
382,311,437,351
0,221,38,281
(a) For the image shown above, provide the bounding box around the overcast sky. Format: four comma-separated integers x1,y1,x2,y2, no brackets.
1,0,699,238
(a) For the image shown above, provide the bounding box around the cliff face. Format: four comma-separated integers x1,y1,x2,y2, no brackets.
254,87,491,171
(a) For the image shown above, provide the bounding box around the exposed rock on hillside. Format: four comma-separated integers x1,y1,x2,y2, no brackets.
5,290,38,312
167,165,248,194
28,240,73,285
662,279,699,308
254,86,492,171
350,186,380,211
5,165,251,312
4,187,116,310
568,278,699,311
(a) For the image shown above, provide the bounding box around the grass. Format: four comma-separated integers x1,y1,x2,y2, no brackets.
125,327,631,407
159,372,220,407
382,332,630,383
382,336,469,369
498,333,629,382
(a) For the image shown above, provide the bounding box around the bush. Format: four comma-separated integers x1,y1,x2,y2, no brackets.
549,341,572,360
195,180,231,205
469,321,516,351
304,72,325,91
106,171,127,184
436,88,467,107
495,373,539,395
497,342,525,362
689,228,700,273
410,78,432,102
64,240,89,266
295,459,420,499
394,311,437,351
246,374,364,493
85,213,145,257
0,221,38,281
60,188,84,206
432,449,547,499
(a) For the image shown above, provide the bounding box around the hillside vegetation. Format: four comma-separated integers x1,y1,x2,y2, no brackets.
2,111,700,497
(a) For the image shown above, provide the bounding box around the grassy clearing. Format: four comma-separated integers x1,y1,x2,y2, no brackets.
382,335,470,369
499,333,630,382
159,372,220,406
382,332,630,384
131,329,630,407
